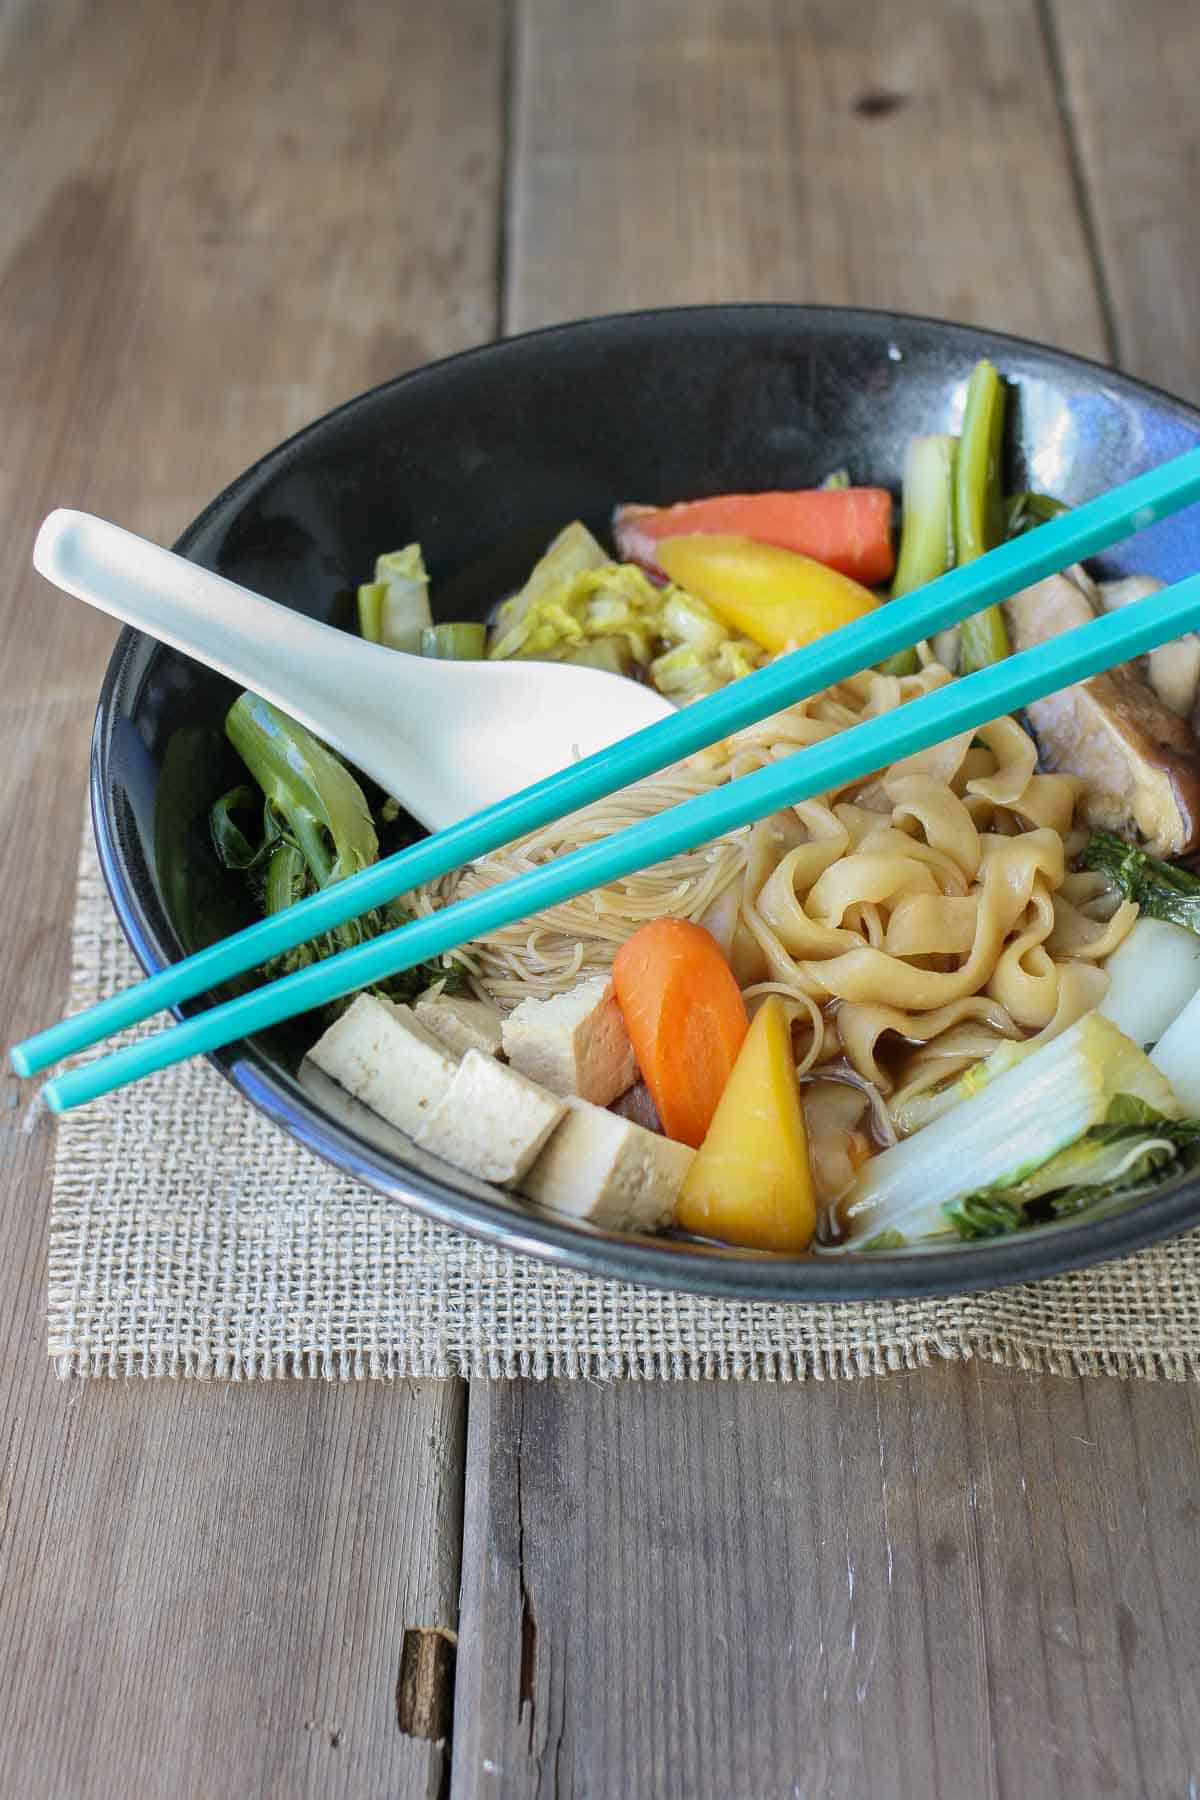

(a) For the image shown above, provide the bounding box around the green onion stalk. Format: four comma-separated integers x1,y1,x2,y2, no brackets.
954,359,1011,673
210,693,464,1003
419,621,487,660
880,433,958,677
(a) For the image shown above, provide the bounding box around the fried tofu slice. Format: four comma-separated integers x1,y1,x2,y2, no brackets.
522,1097,694,1231
307,995,456,1137
414,1050,565,1186
501,976,638,1105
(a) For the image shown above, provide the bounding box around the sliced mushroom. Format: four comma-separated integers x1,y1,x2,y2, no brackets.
1004,569,1095,648
1064,561,1101,607
1097,572,1165,610
1003,572,1200,857
1096,574,1200,721
610,1081,663,1135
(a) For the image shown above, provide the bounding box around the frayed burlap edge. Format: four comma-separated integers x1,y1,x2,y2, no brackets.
47,1339,1200,1384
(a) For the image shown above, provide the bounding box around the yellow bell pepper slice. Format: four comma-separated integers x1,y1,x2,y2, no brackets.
675,995,817,1252
656,533,878,655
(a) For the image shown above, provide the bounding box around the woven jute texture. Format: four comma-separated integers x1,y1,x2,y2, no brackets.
48,827,1200,1380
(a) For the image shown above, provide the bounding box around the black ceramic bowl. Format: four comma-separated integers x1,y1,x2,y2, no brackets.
93,305,1200,1301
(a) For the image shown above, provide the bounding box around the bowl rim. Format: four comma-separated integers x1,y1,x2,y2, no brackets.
90,300,1200,1304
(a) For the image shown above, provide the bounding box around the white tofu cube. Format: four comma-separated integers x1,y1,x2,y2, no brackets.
414,1050,565,1186
414,991,504,1061
501,976,638,1105
522,1097,694,1232
307,994,456,1137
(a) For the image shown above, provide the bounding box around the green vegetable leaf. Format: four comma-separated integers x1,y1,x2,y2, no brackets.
1088,1118,1200,1152
1004,491,1068,538
1105,1093,1168,1127
944,1194,1026,1239
1046,1149,1176,1217
221,693,469,1014
209,786,280,873
263,841,307,916
1083,831,1200,936
947,1116,1200,1240
858,1228,908,1251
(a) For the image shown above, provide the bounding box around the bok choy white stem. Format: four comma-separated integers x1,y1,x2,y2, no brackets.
1151,988,1200,1112
1097,916,1200,1047
896,915,1200,1139
843,1014,1180,1247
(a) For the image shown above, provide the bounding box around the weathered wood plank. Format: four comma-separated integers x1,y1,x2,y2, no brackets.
458,0,1200,1795
455,1375,1200,1799
0,1379,466,1800
0,704,469,1799
0,0,504,682
1048,0,1200,399
0,0,504,1792
505,0,1107,353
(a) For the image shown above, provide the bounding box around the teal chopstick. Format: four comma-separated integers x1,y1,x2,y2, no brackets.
41,572,1200,1112
12,443,1200,1082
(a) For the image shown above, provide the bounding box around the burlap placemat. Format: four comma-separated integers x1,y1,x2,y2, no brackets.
47,825,1200,1380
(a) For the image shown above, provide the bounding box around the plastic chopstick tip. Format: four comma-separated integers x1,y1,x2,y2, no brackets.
40,1079,67,1115
8,1042,33,1078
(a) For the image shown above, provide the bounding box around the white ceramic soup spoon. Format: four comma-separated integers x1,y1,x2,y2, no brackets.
34,509,674,830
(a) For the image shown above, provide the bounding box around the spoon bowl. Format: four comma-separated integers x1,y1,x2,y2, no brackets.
35,509,674,830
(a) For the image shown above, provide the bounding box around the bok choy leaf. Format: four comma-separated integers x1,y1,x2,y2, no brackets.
946,1107,1200,1239
844,1013,1182,1247
1083,831,1200,936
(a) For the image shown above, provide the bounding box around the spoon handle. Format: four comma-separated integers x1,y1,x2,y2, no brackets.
33,509,420,791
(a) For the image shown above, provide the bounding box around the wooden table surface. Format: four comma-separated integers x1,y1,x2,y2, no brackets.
3,1,1199,1794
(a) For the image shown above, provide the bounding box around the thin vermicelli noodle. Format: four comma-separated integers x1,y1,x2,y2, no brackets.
412,760,750,1004
412,659,1139,1112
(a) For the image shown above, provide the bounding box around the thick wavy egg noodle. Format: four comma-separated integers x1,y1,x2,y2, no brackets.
413,661,1137,1134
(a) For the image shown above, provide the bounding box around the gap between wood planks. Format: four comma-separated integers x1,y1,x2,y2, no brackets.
1035,0,1120,364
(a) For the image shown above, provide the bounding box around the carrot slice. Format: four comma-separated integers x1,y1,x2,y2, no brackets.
611,919,749,1148
613,488,895,587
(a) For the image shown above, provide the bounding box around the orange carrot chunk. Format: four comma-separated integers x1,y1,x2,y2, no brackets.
611,919,749,1149
613,488,894,587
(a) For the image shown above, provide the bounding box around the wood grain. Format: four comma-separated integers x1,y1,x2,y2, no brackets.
0,1381,466,1800
1048,0,1200,399
506,0,1108,352
0,0,503,1792
455,1376,1200,1799
456,1,1200,1795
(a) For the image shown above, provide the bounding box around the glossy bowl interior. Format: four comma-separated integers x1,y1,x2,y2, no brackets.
93,304,1200,1301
